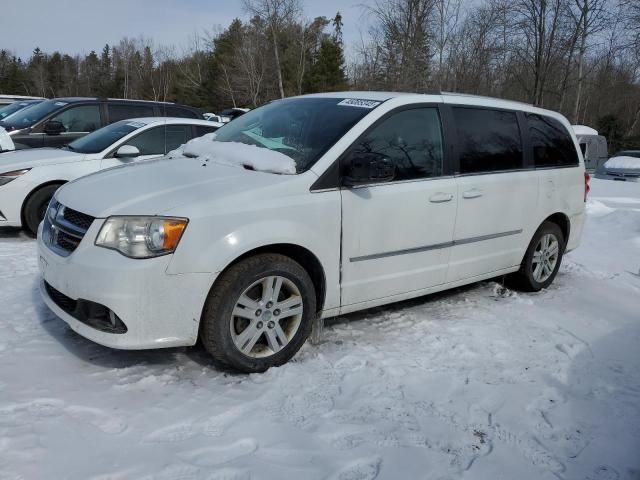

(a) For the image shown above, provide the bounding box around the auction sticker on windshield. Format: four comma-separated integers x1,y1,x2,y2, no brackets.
337,99,381,109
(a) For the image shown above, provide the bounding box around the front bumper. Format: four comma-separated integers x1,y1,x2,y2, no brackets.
37,220,216,350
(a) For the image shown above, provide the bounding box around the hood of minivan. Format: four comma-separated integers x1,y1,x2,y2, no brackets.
56,156,293,218
0,148,83,173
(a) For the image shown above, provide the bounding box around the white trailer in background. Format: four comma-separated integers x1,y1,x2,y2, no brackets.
572,125,608,172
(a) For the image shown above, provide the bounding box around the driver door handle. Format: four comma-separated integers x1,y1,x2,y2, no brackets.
462,188,483,199
429,192,454,203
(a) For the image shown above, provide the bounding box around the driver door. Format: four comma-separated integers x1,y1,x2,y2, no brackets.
101,125,192,168
340,106,458,308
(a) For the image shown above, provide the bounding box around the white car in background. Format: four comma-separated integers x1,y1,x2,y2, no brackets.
595,150,640,182
0,117,221,234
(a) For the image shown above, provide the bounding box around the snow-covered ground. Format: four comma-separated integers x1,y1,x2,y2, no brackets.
1,179,638,480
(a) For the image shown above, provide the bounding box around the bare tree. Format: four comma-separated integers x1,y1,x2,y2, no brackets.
568,0,609,122
242,0,302,98
432,0,462,90
512,0,568,106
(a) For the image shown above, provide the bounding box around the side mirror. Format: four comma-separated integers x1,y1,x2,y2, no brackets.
114,145,141,160
43,120,65,135
343,153,395,186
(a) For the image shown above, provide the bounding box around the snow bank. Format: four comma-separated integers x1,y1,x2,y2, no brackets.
604,156,640,170
169,133,297,175
572,125,599,136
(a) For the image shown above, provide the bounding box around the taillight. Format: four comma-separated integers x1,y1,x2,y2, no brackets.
584,172,590,202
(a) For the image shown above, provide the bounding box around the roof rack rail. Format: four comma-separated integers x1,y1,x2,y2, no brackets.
440,91,532,106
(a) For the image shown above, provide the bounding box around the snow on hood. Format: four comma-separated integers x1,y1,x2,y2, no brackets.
0,126,14,152
56,155,291,218
604,156,640,170
0,147,82,172
572,125,599,136
169,133,297,175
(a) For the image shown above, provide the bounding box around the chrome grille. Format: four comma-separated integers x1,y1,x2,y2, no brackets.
43,199,95,256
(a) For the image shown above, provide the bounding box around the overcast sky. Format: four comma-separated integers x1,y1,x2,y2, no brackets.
1,0,368,60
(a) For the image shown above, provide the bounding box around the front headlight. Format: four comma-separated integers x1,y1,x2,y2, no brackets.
95,216,188,259
0,169,30,186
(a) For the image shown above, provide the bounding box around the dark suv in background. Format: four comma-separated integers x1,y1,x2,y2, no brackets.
0,97,203,150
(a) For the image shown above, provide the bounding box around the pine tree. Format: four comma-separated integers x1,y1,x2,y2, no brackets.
307,37,347,93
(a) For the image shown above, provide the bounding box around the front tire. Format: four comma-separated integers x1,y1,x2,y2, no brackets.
23,184,61,236
508,221,565,292
199,253,316,373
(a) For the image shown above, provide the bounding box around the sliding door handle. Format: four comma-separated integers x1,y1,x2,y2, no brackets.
429,192,454,203
462,189,483,199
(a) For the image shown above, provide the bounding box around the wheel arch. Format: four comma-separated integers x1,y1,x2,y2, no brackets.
20,180,67,226
214,243,327,314
543,212,570,246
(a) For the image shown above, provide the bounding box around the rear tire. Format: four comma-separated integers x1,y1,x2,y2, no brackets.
23,184,61,236
199,253,316,373
508,221,565,292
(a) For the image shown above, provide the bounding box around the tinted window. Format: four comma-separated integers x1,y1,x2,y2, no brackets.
527,114,578,167
50,104,101,132
454,108,522,174
195,125,220,138
162,105,199,118
108,104,154,123
345,107,443,181
125,126,166,155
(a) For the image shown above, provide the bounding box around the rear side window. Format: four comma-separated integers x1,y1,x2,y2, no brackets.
346,107,444,181
108,104,154,123
526,114,579,167
454,107,523,174
161,105,199,119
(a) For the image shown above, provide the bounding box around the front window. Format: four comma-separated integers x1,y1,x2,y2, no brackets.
213,97,376,173
0,100,63,129
67,120,144,154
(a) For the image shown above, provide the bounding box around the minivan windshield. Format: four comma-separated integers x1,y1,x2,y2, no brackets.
0,100,65,129
213,97,377,172
66,120,145,154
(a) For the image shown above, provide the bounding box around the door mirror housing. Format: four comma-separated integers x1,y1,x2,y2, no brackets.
43,120,65,136
115,145,141,160
343,153,395,186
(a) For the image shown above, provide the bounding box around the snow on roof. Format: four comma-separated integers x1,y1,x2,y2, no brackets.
604,156,640,170
121,117,219,127
573,125,599,136
169,133,297,175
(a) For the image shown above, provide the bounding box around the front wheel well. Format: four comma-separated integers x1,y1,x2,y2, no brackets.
20,180,66,225
221,244,327,313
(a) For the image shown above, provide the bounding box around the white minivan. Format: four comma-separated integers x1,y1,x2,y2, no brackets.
37,92,587,372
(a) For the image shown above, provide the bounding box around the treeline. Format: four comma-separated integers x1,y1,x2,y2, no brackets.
1,0,639,150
